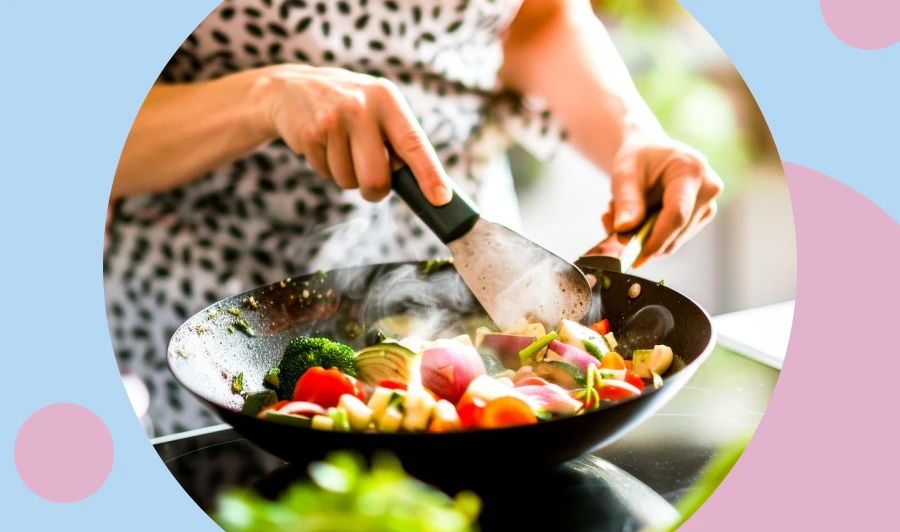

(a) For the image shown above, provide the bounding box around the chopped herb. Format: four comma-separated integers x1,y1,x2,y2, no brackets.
657,279,665,286
227,307,241,316
231,372,244,394
232,316,257,337
264,367,280,388
535,409,552,422
208,310,218,319
246,296,259,309
176,349,188,358
226,326,235,334
315,270,327,282
602,275,612,290
422,258,453,274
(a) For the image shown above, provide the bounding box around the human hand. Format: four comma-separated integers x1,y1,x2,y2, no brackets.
599,134,724,267
251,65,452,205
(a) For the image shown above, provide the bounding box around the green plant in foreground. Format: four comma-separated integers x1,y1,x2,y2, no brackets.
215,452,481,532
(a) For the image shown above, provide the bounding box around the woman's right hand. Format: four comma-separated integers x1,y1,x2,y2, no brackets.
250,65,453,206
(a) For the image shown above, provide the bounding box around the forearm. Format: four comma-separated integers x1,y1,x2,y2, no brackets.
111,69,274,200
500,0,663,174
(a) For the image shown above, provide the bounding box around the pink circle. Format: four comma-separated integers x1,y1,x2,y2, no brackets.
682,162,900,530
14,403,114,503
821,0,900,50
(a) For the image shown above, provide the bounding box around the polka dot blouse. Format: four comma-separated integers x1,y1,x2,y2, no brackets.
104,0,565,436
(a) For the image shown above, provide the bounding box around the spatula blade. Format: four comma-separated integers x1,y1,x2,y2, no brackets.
447,218,592,332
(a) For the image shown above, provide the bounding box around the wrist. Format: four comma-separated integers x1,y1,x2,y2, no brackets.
241,66,290,143
620,107,666,143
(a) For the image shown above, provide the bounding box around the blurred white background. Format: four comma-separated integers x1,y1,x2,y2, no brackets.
510,0,796,316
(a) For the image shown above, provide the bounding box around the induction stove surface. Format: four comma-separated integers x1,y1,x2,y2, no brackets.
156,428,678,532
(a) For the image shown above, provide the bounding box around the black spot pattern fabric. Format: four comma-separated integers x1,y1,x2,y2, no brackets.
105,0,566,437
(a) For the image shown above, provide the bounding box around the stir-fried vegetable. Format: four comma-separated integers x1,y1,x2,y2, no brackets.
354,342,417,386
479,396,537,429
632,345,674,379
420,344,487,403
293,367,366,407
275,336,357,399
244,317,677,434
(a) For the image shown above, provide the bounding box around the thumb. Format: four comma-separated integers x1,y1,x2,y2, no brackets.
610,169,646,233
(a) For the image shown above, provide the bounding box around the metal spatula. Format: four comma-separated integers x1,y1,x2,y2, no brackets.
391,165,592,332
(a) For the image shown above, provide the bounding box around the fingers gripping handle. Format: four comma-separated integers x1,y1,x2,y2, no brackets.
576,212,659,274
391,165,481,244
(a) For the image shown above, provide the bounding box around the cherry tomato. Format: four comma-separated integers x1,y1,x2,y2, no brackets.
623,370,645,392
624,360,633,371
589,319,610,336
293,367,366,407
479,396,538,429
457,396,487,429
598,383,638,402
600,352,626,370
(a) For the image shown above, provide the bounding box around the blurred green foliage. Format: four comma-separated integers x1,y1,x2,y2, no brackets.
215,452,481,532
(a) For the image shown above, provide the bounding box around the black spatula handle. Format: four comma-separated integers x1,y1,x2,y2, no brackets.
391,165,481,244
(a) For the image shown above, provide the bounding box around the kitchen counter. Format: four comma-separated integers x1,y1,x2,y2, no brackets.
153,306,783,530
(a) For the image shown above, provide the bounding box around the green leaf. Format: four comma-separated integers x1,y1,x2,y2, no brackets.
214,451,481,532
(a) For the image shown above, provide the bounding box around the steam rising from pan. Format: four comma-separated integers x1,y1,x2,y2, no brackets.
358,264,481,340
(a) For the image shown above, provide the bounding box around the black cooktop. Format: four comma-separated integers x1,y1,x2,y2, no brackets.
155,427,679,532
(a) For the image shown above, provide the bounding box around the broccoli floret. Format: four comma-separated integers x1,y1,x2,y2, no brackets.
275,336,357,399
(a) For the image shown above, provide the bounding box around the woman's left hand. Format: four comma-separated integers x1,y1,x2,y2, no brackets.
598,134,724,268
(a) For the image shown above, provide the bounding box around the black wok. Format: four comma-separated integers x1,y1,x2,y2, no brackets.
167,251,715,475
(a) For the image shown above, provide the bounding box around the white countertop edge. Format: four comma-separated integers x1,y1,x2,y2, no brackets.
711,300,794,370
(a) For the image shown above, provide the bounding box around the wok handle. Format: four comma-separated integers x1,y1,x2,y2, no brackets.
575,212,659,274
391,164,481,244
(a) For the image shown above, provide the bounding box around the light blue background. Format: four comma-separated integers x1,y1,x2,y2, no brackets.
1,1,896,530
